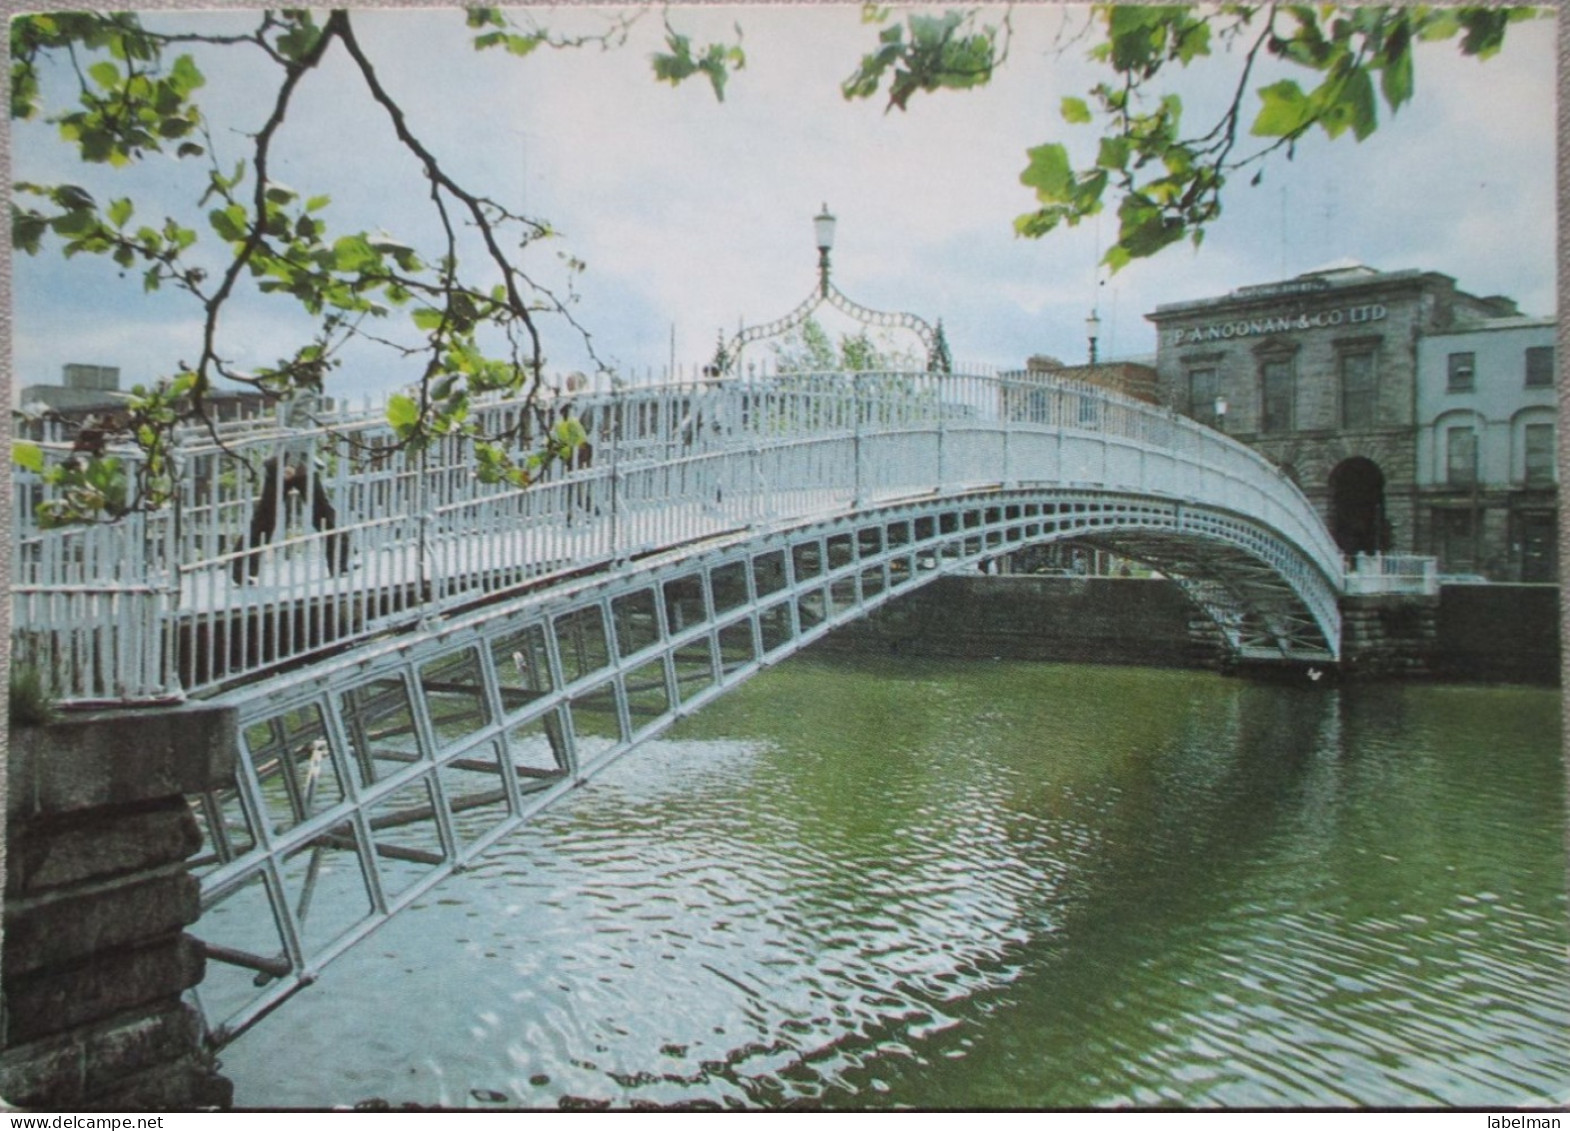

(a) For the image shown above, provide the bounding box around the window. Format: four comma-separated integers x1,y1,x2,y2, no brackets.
1340,352,1376,429
1261,358,1293,433
1446,426,1477,487
1447,352,1475,393
1525,345,1555,388
1187,368,1220,427
1524,422,1555,486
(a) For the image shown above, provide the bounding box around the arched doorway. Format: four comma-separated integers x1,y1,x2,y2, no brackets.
1328,457,1388,555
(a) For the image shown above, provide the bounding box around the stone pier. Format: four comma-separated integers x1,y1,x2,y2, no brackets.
2,706,237,1110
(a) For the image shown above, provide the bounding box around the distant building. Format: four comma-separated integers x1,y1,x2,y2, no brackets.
17,363,126,415
1415,317,1557,581
1146,263,1520,560
15,363,268,435
1021,354,1160,403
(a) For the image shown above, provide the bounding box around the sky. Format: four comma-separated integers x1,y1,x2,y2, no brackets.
7,4,1560,403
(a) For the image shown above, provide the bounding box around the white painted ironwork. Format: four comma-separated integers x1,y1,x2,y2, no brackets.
186,479,1344,1044
1344,552,1440,596
13,367,1349,705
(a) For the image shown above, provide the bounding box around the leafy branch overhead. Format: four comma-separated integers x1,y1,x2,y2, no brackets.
841,7,1008,111
840,4,1534,273
1029,5,1537,271
10,7,640,518
650,19,746,101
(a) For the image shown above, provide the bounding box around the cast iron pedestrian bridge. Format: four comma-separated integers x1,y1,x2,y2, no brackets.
12,368,1355,1042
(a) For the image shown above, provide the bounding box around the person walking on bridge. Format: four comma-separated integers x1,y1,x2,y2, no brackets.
232,457,348,583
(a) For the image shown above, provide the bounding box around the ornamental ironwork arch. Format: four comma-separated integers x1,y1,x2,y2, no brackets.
713,205,952,376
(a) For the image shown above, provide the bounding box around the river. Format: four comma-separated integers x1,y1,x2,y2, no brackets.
221,656,1568,1109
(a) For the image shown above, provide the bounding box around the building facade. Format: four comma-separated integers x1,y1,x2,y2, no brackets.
1414,317,1557,581
1146,264,1521,561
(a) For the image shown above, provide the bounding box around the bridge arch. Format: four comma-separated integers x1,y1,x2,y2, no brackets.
189,482,1337,1044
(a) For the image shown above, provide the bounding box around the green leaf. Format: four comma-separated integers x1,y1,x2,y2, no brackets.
466,8,506,30
1340,66,1378,140
50,209,98,238
412,307,446,332
1060,96,1092,124
1019,143,1074,203
330,233,379,273
552,417,588,450
387,393,420,431
107,197,133,228
52,184,95,211
87,60,119,89
12,441,45,473
12,209,47,255
504,33,542,57
208,203,247,242
169,53,205,95
1377,16,1415,110
1096,135,1131,171
1251,80,1311,138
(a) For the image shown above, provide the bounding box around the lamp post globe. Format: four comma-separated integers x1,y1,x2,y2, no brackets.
815,204,836,296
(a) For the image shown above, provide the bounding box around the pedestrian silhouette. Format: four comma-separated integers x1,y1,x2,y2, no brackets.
232,458,348,583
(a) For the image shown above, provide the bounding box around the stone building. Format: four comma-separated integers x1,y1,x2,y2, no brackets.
1415,316,1557,581
1146,263,1520,559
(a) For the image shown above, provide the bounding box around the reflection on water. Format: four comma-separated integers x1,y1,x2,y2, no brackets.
222,658,1568,1109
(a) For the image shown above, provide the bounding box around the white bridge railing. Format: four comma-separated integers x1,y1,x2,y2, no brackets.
1343,552,1441,597
12,369,1348,704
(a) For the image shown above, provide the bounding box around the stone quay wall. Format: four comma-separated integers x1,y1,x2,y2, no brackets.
1,706,238,1110
813,575,1225,669
814,575,1559,685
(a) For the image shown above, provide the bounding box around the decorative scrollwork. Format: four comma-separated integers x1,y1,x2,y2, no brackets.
715,279,951,375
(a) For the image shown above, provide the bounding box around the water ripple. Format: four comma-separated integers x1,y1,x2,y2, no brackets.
222,663,1568,1110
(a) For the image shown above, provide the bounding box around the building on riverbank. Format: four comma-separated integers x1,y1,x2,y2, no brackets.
1414,316,1558,582
1144,263,1525,565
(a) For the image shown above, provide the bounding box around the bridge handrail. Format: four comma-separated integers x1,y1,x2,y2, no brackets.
12,369,1347,703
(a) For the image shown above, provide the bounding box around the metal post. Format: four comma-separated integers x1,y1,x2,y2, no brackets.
610,388,622,565
853,373,864,509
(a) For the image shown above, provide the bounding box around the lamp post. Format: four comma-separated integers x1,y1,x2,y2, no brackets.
1085,309,1101,365
814,203,836,297
1213,394,1229,432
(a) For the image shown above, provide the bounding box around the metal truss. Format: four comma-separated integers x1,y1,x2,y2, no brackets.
186,486,1338,1047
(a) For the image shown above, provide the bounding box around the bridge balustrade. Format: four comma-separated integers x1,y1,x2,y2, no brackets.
11,369,1346,705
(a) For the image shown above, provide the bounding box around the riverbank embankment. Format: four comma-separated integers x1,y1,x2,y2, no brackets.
813,575,1560,685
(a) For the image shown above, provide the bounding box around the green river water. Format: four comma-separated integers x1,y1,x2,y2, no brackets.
222,656,1568,1109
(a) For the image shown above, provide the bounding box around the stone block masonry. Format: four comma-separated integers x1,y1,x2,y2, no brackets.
815,575,1557,685
814,575,1223,669
2,706,238,1110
